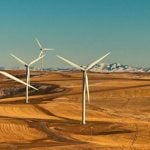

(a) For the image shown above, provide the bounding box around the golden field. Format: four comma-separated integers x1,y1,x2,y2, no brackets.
0,70,149,149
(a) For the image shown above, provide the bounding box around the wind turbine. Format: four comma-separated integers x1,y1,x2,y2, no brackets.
0,71,38,101
57,52,110,125
35,38,54,70
10,54,44,103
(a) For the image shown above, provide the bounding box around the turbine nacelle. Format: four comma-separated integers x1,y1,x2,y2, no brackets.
25,64,28,68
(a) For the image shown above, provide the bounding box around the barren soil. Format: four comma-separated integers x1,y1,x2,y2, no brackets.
0,70,149,150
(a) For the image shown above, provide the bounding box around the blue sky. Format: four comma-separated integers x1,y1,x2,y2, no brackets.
0,0,150,68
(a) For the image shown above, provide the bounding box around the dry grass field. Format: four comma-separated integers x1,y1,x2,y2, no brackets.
0,70,149,149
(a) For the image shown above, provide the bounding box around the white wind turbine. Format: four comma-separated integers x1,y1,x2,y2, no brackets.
10,54,44,103
36,38,54,70
0,71,38,100
57,52,110,125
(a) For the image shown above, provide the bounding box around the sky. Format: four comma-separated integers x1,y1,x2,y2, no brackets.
0,0,150,69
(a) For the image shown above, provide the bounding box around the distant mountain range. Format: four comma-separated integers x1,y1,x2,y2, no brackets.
90,63,150,72
46,63,150,72
1,63,150,72
38,63,150,72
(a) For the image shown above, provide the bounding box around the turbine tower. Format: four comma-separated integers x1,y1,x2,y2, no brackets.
36,38,54,70
57,52,110,125
10,54,44,103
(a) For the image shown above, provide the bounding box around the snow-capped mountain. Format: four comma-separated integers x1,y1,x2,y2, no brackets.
90,63,150,72
28,63,149,73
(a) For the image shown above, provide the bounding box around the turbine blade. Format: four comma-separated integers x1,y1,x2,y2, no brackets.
38,51,43,57
86,52,111,71
29,55,45,66
35,38,42,49
10,53,27,66
43,48,55,51
85,72,90,104
57,55,85,71
0,71,38,90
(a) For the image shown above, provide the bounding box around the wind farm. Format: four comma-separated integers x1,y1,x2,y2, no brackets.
0,39,149,150
0,0,150,149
